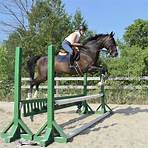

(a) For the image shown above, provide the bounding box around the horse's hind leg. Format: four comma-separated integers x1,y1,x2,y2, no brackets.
33,81,40,99
27,80,35,99
32,77,47,99
28,79,40,99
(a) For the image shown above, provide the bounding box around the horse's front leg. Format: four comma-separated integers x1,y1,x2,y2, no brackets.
88,65,108,75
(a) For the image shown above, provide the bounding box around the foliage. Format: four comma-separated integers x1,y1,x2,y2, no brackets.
4,0,87,76
72,9,87,30
124,19,148,49
0,1,148,104
0,46,14,80
0,46,14,101
101,44,148,104
104,46,148,77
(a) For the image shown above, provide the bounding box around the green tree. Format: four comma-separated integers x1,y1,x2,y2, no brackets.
124,19,148,49
72,10,86,29
105,46,148,77
26,0,72,52
3,0,87,76
0,46,15,100
0,47,9,80
71,9,93,42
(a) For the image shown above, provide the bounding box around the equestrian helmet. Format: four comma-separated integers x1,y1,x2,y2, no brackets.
79,25,87,31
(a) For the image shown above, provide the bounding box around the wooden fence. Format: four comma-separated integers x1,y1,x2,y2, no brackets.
21,76,148,91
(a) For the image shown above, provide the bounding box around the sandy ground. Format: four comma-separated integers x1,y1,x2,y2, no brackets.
0,102,148,148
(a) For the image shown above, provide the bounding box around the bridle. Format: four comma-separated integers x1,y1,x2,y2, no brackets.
101,36,116,55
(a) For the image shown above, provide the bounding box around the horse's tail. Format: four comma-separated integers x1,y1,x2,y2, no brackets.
27,55,41,80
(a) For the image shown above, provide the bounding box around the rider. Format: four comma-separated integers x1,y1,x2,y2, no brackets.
62,24,87,67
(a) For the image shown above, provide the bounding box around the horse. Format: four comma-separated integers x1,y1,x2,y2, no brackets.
27,31,118,98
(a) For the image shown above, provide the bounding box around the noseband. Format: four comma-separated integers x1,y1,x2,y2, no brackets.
102,37,116,55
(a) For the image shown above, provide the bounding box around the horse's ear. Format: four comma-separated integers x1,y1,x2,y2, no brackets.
110,31,115,37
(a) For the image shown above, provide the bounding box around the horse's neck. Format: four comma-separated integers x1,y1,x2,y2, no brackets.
82,41,101,58
93,51,100,66
79,42,100,68
76,35,109,70
79,38,106,66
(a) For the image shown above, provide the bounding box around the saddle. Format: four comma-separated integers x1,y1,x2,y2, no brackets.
57,46,80,62
56,47,83,75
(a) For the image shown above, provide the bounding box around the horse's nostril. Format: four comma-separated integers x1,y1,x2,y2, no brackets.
112,52,118,57
115,52,118,57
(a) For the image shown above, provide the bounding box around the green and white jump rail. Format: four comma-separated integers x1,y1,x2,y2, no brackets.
55,93,104,105
0,45,112,147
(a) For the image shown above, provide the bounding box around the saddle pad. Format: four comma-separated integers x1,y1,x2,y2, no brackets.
55,54,70,62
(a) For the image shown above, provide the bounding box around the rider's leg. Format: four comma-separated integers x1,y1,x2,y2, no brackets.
62,40,74,67
70,54,75,66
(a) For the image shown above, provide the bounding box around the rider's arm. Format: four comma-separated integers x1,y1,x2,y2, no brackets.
72,42,83,46
70,32,83,46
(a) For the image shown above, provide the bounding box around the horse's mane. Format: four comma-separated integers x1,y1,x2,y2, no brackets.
83,33,109,44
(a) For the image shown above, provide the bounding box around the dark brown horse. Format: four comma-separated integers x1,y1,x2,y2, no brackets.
27,32,118,98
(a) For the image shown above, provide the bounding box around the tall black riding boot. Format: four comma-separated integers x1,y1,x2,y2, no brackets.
70,54,75,68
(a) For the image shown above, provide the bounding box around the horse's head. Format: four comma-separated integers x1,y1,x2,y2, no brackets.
82,32,118,58
102,32,118,57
